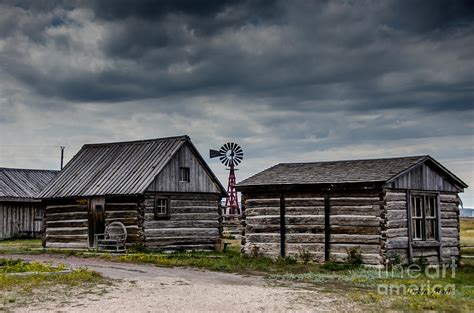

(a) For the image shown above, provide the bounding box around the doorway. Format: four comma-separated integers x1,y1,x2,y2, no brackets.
88,198,105,247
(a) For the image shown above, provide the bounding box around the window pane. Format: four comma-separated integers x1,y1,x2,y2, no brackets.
155,198,168,215
426,219,436,240
411,196,422,217
179,167,190,182
426,197,436,217
412,218,422,240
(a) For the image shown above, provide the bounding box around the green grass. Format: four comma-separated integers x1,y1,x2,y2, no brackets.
0,238,42,249
0,257,108,310
0,258,66,273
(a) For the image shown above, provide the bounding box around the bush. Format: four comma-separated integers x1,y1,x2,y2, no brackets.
298,248,312,264
321,262,358,271
128,243,148,254
345,246,363,265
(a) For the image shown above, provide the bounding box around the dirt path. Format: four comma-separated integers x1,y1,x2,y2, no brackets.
3,254,358,312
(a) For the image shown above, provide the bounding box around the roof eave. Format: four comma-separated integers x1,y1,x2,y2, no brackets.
236,181,385,193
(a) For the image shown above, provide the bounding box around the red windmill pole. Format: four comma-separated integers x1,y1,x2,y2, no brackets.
210,142,243,222
225,162,240,220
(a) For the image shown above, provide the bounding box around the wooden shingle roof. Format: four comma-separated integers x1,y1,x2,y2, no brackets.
39,136,225,199
0,168,58,201
238,155,467,189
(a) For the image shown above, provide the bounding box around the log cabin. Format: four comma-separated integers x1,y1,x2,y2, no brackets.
236,156,468,265
39,136,226,251
0,168,58,239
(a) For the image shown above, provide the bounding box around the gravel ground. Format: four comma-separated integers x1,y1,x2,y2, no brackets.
3,254,359,312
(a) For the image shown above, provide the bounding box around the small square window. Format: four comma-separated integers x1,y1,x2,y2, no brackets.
179,167,190,182
154,198,169,218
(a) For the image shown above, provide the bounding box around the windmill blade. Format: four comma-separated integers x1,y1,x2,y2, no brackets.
210,149,221,159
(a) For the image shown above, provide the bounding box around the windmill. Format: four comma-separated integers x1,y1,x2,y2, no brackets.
210,143,243,220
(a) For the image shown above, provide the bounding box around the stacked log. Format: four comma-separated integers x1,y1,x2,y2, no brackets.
144,193,220,251
44,202,89,249
439,194,460,264
105,198,143,245
285,196,325,262
242,195,280,257
329,193,383,265
382,190,409,264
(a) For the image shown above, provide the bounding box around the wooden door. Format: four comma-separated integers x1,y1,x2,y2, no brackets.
89,198,105,247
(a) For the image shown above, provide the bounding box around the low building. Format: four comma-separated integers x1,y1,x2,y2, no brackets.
39,136,226,250
0,168,58,239
236,156,468,265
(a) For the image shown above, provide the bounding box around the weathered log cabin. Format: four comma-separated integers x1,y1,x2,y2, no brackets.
236,156,468,265
39,136,226,250
0,168,58,239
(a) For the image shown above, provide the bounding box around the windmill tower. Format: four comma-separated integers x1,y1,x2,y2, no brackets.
210,143,243,220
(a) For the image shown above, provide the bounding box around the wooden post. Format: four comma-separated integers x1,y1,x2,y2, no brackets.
406,190,413,263
60,146,65,170
280,194,286,257
324,194,330,262
436,192,442,264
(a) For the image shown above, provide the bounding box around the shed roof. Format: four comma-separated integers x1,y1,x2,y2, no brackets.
0,168,58,201
237,155,468,189
39,136,225,199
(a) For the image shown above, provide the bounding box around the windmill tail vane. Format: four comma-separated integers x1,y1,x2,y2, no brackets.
210,142,243,221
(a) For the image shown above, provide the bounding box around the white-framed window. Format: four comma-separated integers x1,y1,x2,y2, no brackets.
410,194,438,241
179,167,190,182
154,197,169,218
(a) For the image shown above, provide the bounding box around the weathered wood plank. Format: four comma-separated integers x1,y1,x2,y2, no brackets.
330,216,381,227
330,225,380,235
330,205,380,216
331,243,381,254
144,220,219,229
330,234,380,244
145,228,219,237
45,220,88,227
385,201,407,211
384,191,406,201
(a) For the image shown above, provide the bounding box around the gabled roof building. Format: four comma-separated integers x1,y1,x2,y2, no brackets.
237,155,468,265
40,136,226,250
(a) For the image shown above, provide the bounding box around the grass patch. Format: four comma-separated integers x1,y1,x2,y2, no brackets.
0,259,66,273
112,246,316,275
0,238,42,249
0,258,108,311
272,262,474,311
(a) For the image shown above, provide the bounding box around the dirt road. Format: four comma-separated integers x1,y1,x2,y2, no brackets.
4,254,357,312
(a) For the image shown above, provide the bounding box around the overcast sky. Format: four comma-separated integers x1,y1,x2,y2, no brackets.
0,0,473,206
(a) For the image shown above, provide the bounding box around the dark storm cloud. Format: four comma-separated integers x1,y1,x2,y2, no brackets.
1,0,473,115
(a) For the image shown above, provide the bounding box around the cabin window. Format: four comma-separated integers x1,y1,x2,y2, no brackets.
154,197,169,218
410,194,438,241
179,167,190,182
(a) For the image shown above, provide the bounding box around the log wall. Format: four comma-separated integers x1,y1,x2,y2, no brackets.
105,197,144,245
329,192,383,265
144,193,221,251
241,191,384,265
243,194,281,258
439,193,460,264
44,196,144,249
382,190,410,263
0,202,44,239
44,201,89,249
